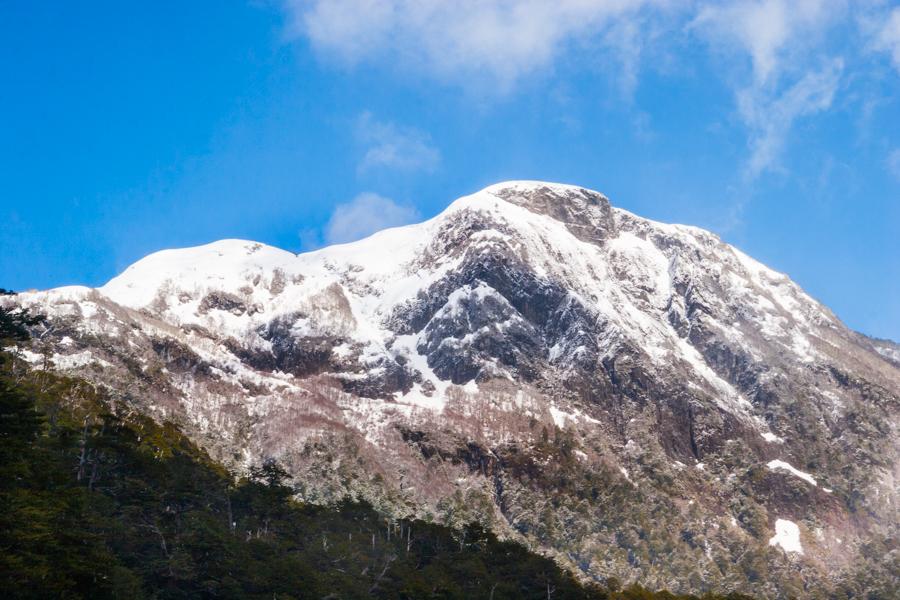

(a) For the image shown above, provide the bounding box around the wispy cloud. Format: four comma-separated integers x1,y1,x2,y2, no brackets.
690,0,845,178
691,0,838,85
323,192,420,245
356,112,440,174
286,0,670,92
738,59,843,179
874,7,900,73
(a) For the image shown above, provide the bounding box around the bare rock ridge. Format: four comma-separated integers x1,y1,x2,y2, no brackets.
6,181,899,598
489,181,617,244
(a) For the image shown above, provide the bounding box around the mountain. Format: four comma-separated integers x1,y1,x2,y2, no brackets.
6,181,898,598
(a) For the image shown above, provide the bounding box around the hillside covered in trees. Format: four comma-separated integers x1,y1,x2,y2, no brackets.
0,299,753,599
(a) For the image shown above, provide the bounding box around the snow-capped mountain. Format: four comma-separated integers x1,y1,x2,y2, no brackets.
7,182,899,598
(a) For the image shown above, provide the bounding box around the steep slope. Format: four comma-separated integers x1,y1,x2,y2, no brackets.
0,335,625,600
6,181,899,598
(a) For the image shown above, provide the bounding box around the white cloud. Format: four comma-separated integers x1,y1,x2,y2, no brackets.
324,192,420,245
875,7,900,73
287,0,671,91
356,112,440,173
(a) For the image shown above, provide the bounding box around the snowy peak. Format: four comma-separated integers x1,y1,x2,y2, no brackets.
98,181,620,317
12,179,899,435
100,239,298,310
26,180,881,402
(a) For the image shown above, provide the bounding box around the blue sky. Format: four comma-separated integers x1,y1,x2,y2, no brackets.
1,1,899,339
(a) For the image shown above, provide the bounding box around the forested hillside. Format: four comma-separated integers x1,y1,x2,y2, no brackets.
0,301,752,599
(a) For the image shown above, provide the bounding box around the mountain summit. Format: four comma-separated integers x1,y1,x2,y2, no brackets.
7,182,898,598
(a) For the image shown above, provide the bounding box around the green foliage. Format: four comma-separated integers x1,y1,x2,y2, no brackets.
0,340,753,599
0,296,45,344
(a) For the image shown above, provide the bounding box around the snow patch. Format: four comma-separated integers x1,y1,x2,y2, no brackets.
549,406,569,428
873,342,900,363
769,519,803,554
52,351,111,370
767,460,817,486
5,347,44,364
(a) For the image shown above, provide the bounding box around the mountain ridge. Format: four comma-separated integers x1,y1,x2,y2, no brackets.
5,181,898,598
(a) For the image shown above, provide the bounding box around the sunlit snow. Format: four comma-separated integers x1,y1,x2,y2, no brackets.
767,459,817,486
769,519,803,554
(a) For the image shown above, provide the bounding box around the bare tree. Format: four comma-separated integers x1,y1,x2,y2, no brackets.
368,554,397,594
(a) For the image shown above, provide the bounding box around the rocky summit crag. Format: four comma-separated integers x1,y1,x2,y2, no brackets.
6,181,899,598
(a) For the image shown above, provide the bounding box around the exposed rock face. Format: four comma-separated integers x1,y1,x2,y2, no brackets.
492,183,617,245
6,181,898,598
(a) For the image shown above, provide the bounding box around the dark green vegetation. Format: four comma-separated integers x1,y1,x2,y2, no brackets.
0,302,753,599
